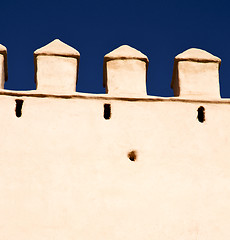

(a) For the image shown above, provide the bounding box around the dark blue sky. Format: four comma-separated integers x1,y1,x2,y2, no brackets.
1,0,230,97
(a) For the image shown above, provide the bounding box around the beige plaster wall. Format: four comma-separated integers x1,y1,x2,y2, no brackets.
0,93,230,239
177,61,220,99
106,59,147,97
36,56,78,93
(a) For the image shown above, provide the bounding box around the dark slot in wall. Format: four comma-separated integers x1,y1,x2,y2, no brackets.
104,104,111,119
197,106,205,123
15,99,24,118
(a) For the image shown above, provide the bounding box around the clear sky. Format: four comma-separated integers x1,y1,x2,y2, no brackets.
1,0,229,97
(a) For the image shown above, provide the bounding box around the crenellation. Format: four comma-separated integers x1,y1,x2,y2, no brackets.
171,48,221,99
103,45,149,97
34,39,80,94
0,41,225,101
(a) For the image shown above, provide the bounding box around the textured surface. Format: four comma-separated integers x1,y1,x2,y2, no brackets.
171,48,221,99
34,40,80,93
104,45,148,96
36,55,78,93
106,59,147,96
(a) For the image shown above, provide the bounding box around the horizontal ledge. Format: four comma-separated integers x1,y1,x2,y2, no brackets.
174,59,221,64
0,89,229,104
104,57,149,64
33,53,80,59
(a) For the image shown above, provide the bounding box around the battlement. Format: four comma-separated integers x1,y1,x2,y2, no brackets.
1,40,230,240
0,39,223,100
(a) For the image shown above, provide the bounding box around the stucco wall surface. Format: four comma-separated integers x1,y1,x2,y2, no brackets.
0,93,230,239
36,56,78,94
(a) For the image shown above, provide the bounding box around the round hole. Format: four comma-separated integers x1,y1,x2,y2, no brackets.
128,150,137,161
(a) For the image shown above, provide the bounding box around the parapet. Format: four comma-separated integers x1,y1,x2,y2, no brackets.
0,40,225,100
34,39,80,94
0,44,7,89
171,48,221,99
103,45,149,97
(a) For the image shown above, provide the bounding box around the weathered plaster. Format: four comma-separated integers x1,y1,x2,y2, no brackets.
177,61,220,98
106,59,147,97
36,55,78,93
104,45,148,97
172,48,221,99
34,39,80,94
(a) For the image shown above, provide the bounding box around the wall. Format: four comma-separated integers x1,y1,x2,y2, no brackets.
0,91,230,240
